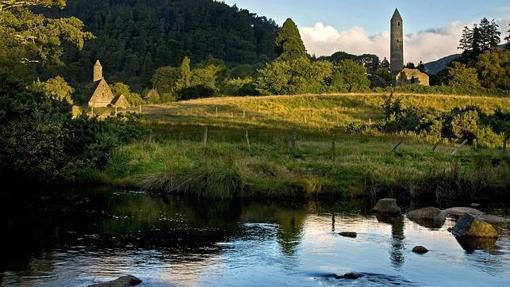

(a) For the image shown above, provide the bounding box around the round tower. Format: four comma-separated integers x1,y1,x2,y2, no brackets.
93,60,103,82
390,9,404,76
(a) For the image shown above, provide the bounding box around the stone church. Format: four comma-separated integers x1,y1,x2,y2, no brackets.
88,60,130,108
390,9,429,86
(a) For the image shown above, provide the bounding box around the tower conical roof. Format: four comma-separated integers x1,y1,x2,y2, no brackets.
94,59,102,66
392,9,402,21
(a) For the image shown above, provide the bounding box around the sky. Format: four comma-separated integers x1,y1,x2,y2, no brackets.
224,0,510,63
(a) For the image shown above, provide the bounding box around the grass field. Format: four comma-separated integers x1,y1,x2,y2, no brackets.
94,93,510,204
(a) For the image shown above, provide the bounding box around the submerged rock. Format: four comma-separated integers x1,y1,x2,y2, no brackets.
338,232,357,238
412,246,429,254
455,237,498,252
476,214,510,225
406,207,446,228
88,275,142,287
343,272,363,279
450,214,499,238
372,198,401,215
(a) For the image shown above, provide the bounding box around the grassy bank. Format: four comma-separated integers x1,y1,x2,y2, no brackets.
95,93,510,203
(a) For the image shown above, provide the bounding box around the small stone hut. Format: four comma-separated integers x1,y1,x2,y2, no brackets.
112,94,130,108
395,68,429,86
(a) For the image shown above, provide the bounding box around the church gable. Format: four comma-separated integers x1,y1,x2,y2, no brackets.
88,79,114,108
112,94,130,108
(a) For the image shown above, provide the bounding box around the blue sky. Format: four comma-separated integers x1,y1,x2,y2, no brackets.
224,0,510,62
224,0,510,34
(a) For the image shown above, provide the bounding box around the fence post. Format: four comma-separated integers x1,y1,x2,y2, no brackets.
203,127,208,146
291,128,297,151
243,110,246,119
139,105,142,113
245,128,251,149
391,139,404,153
115,106,118,116
451,139,468,156
215,107,218,117
432,141,440,153
91,106,94,116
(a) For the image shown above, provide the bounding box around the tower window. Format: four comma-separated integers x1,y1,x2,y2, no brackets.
398,22,401,27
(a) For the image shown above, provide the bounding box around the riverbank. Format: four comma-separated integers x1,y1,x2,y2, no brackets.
83,93,510,204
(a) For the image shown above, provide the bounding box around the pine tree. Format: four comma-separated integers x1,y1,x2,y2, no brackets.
275,18,307,61
471,25,483,56
479,18,501,49
458,26,473,52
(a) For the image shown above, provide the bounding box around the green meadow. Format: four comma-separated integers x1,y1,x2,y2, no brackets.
93,93,510,204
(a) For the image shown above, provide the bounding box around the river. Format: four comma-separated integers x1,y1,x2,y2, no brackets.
1,189,509,286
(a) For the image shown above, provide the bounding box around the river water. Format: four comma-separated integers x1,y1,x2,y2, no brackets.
1,189,509,286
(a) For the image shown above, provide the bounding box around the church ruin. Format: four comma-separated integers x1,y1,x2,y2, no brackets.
88,60,115,108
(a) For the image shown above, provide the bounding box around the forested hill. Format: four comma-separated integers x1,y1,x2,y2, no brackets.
53,0,279,89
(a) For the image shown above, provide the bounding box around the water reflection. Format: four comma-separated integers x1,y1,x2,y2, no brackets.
1,190,510,287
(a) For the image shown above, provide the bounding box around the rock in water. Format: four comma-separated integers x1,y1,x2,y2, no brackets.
372,198,401,215
339,232,357,238
407,207,446,228
412,246,429,254
441,207,483,217
88,275,142,287
342,272,363,279
450,214,499,238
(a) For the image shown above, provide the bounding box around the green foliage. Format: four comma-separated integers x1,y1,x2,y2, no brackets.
56,0,278,89
255,57,332,95
176,57,192,91
221,77,256,96
0,0,93,74
32,76,74,104
476,49,510,90
458,18,500,57
447,62,480,92
330,60,370,92
142,89,161,104
0,78,147,185
111,82,144,106
275,18,307,60
151,66,180,95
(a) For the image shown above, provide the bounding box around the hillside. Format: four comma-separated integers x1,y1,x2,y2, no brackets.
53,0,279,89
424,54,460,75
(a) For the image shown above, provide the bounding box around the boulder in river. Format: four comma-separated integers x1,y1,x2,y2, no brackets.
406,207,446,228
450,214,499,238
412,246,429,254
441,207,483,217
372,198,401,215
339,232,357,238
88,275,142,287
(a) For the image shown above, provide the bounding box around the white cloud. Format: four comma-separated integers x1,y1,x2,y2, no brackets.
299,22,469,64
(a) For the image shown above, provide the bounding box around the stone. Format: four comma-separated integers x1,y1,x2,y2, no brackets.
441,207,484,217
470,203,481,208
88,275,142,287
406,207,446,228
395,68,430,86
476,214,510,225
372,198,401,215
343,272,363,280
339,232,357,238
455,237,497,252
450,214,499,238
412,246,429,254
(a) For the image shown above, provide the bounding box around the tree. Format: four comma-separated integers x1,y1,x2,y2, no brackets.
417,61,425,73
458,26,473,52
255,57,332,95
275,18,307,60
476,49,510,90
447,62,480,92
176,56,192,91
479,18,501,50
0,0,93,74
151,66,180,94
32,76,74,104
330,60,370,92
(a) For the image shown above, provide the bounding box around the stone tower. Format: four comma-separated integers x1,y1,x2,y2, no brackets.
390,9,404,75
93,60,103,82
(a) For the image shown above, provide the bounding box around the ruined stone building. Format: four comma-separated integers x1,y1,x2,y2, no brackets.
390,9,429,86
88,60,115,108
